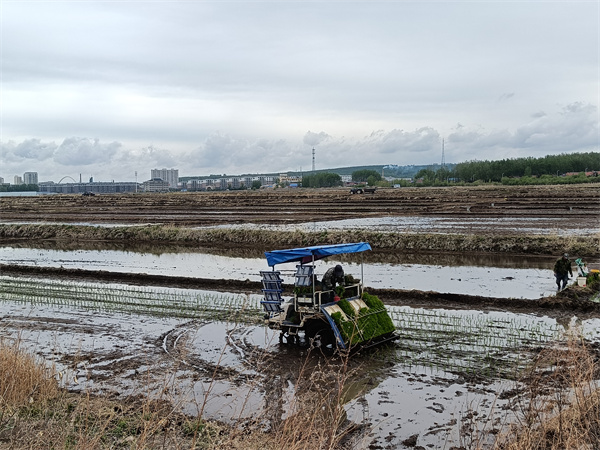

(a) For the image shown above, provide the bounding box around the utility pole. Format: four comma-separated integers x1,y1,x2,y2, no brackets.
312,147,315,172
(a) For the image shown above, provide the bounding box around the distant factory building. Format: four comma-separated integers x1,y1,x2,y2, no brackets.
39,181,139,194
151,168,179,188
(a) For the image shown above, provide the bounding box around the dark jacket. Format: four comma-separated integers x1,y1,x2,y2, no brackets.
322,267,344,291
554,257,573,276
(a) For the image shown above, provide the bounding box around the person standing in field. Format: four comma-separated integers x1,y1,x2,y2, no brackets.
554,253,573,291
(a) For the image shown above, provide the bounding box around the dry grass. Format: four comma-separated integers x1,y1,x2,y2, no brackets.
0,334,363,449
461,330,600,450
0,335,59,412
1,223,598,256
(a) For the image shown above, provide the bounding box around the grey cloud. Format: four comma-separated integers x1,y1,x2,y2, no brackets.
448,102,598,160
303,131,331,147
0,139,57,163
137,145,178,168
376,128,440,154
1,99,597,182
513,102,597,151
498,93,515,102
54,138,122,166
14,138,57,160
188,133,248,170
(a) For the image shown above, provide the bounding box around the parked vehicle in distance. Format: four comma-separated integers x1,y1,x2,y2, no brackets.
349,187,376,194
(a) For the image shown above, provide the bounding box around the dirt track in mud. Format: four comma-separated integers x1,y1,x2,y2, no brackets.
2,184,599,228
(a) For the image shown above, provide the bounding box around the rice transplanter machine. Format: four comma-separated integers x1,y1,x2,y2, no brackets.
259,242,397,351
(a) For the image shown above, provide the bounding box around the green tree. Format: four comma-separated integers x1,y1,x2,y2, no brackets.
302,172,342,188
0,184,38,192
352,169,382,183
414,169,436,185
251,180,262,190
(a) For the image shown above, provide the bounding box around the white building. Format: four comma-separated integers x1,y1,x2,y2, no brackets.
142,178,170,193
13,175,23,185
23,172,38,184
150,168,179,188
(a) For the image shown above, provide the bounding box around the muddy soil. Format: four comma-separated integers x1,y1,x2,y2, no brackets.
1,184,599,228
1,184,599,449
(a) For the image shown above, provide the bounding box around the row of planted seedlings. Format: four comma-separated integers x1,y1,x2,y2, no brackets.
0,276,264,322
386,305,563,379
0,275,565,380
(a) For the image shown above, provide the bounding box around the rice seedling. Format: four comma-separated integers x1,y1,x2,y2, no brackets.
0,276,567,381
387,306,562,379
0,276,263,323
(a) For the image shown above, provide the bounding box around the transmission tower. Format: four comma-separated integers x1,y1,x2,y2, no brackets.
441,138,446,168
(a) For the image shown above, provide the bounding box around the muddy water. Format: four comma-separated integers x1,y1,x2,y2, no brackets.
0,245,576,299
3,215,594,235
1,292,596,450
209,215,598,236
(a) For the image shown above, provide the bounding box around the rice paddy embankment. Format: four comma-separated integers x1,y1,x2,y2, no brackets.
0,223,598,256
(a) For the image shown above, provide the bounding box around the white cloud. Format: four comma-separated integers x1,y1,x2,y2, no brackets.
54,138,121,166
5,139,57,162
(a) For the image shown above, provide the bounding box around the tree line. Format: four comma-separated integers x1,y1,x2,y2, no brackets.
453,152,598,183
0,184,38,192
301,152,598,188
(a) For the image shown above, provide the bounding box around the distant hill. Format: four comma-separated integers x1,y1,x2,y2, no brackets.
180,163,455,181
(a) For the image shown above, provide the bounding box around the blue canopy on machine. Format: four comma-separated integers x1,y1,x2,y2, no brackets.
265,242,372,267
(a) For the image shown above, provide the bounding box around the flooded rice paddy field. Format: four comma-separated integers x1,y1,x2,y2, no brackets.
0,244,573,299
1,276,598,449
2,214,598,236
210,215,600,236
1,198,599,448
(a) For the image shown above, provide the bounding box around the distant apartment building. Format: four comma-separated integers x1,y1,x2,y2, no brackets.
23,172,38,185
142,178,170,193
279,173,302,185
0,177,4,184
150,168,179,188
13,175,23,185
182,175,276,191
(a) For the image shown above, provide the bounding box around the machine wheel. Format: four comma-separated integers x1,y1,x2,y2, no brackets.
310,327,336,350
279,332,297,345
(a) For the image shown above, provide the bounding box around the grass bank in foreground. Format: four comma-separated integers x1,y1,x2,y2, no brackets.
0,223,598,256
0,337,364,449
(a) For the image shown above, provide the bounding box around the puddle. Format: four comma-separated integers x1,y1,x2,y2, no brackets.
0,246,581,299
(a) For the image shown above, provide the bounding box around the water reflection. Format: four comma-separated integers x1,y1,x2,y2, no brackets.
0,240,567,269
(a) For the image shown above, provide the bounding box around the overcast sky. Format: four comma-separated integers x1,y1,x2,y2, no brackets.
1,1,598,183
